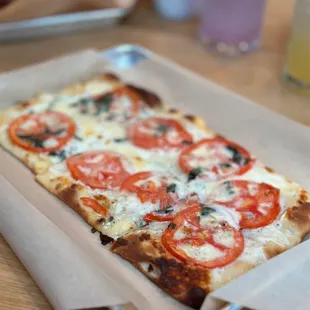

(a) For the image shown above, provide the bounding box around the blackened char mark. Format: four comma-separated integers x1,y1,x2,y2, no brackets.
184,114,196,123
99,233,114,245
186,287,207,309
126,84,162,109
49,150,66,161
188,167,203,181
226,145,249,165
111,237,129,250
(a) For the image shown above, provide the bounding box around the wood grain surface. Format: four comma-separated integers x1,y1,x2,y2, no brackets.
0,0,309,309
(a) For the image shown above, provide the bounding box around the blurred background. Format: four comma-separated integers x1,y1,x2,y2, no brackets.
0,0,309,120
0,1,309,309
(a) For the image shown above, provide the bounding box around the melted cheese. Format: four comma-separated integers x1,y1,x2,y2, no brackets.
43,138,59,148
213,230,235,248
19,119,37,130
83,80,115,95
13,80,303,267
179,243,224,261
94,191,159,238
202,204,241,229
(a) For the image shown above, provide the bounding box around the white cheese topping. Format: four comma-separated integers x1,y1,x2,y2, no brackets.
179,243,224,261
25,83,303,268
19,119,37,130
43,138,59,148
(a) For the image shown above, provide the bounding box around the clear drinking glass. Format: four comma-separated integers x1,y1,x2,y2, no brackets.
282,0,310,95
199,0,266,56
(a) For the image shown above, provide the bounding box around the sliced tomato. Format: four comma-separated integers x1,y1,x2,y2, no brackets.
67,151,130,190
142,188,203,223
143,212,175,223
92,86,141,120
162,205,244,269
127,117,193,150
8,111,76,153
80,197,108,217
179,137,253,181
143,199,192,223
209,180,280,229
121,171,179,210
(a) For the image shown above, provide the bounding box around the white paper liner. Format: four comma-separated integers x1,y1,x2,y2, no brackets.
0,176,126,310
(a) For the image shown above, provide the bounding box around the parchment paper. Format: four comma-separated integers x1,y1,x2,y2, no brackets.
0,176,126,310
1,47,310,310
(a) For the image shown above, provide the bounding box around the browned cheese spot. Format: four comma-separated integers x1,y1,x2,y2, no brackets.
94,194,110,207
184,114,196,122
265,166,275,174
297,189,309,205
17,101,31,110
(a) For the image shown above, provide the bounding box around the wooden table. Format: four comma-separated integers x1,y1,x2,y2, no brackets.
0,0,309,309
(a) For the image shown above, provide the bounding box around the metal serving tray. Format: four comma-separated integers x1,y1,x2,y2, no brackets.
0,5,134,42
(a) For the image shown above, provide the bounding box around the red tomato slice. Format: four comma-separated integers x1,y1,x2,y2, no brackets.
8,111,76,153
67,151,130,190
143,199,192,223
121,171,179,210
127,117,193,150
162,205,244,268
80,197,108,217
93,86,141,120
209,180,280,229
179,137,253,181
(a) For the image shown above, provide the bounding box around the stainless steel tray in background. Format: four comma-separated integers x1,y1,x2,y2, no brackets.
0,3,135,42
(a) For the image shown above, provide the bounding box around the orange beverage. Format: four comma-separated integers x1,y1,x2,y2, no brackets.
283,0,310,95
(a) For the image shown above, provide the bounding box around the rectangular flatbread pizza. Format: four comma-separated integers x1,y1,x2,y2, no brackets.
1,72,309,309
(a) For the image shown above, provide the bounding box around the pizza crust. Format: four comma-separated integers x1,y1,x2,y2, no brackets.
0,93,53,127
36,172,111,233
61,72,122,96
111,231,210,309
0,129,52,174
110,227,262,309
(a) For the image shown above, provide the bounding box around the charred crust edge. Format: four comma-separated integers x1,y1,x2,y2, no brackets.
100,233,114,245
286,202,310,237
102,72,120,82
59,184,81,214
186,286,207,309
265,166,275,174
111,234,209,309
125,84,162,109
168,108,179,114
184,114,196,122
16,101,31,110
